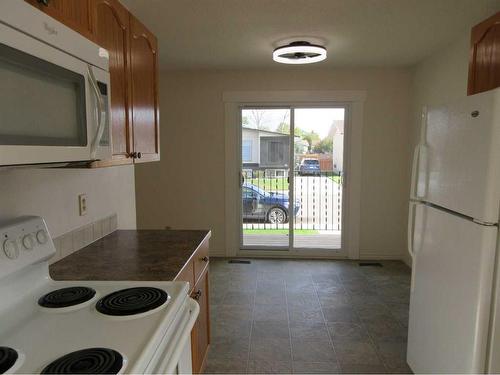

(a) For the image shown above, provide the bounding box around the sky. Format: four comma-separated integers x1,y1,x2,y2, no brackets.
242,108,344,139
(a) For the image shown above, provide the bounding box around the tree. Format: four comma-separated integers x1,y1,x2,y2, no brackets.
313,138,333,154
247,110,270,130
302,130,320,153
277,122,290,134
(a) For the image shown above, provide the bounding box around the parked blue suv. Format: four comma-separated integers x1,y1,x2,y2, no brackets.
242,183,300,224
298,158,321,176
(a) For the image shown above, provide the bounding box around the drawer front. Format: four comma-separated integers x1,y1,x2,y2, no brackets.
175,259,195,292
193,239,209,284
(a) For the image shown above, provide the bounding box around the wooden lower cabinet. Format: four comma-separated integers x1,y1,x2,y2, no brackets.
174,236,211,374
191,267,210,374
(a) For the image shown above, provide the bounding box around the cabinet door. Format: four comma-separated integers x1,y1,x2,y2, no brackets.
25,0,93,39
92,0,133,165
468,11,500,95
191,268,210,374
129,14,160,163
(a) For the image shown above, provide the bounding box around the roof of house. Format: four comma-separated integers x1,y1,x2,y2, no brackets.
242,126,302,139
242,126,289,137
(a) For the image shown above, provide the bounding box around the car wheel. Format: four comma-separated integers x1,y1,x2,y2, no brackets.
268,207,287,224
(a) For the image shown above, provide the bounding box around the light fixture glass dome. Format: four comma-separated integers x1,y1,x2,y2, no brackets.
273,41,327,64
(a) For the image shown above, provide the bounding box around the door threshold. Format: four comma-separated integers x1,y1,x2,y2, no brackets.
236,249,349,259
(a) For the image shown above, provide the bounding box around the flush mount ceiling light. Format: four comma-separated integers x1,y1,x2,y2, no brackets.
273,41,327,64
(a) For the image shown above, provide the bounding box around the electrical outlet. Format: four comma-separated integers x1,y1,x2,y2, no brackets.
78,194,88,216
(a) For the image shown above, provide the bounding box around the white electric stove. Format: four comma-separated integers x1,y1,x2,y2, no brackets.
0,216,199,374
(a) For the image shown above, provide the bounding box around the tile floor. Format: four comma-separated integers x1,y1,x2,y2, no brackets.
205,258,412,374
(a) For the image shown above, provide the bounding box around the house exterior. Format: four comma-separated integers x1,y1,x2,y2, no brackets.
329,120,344,173
242,127,291,176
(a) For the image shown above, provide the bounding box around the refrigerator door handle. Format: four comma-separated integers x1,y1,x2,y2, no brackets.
408,201,417,258
410,144,421,200
411,107,428,200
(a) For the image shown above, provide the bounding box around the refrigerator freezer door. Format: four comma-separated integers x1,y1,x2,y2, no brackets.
419,88,500,223
407,204,498,373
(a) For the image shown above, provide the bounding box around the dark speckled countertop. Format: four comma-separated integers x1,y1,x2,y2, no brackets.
49,229,211,281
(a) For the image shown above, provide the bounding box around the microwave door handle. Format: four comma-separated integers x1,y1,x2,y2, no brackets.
87,65,105,159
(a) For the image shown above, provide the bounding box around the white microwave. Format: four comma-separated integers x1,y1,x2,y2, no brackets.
0,0,112,166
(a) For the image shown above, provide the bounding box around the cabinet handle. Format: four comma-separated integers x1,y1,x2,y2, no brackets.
201,256,209,262
38,0,50,6
193,290,202,300
129,152,142,159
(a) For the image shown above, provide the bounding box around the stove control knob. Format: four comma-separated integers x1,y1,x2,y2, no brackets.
22,234,35,250
3,239,19,259
36,230,48,245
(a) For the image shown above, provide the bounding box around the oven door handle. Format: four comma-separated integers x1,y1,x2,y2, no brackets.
87,65,106,160
163,298,200,374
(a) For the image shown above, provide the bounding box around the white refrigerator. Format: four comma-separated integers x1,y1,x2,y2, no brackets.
407,88,500,373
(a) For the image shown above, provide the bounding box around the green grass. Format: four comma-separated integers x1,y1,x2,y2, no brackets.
328,175,342,184
248,176,342,192
249,178,288,191
243,229,319,235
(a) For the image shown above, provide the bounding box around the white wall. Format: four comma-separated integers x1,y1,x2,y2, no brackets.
411,33,471,149
135,68,413,259
0,165,136,237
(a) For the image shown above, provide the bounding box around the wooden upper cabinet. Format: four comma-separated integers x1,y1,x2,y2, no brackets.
25,0,93,39
92,0,133,165
25,0,160,165
468,11,500,95
129,14,160,163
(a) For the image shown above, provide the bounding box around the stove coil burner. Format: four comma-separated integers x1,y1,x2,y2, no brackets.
96,287,168,316
0,347,18,374
38,287,96,308
41,348,123,374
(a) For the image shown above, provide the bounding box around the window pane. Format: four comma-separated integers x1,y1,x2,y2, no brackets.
242,140,252,162
241,108,290,248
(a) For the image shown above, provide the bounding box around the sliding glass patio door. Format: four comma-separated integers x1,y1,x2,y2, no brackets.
239,106,346,254
240,107,291,249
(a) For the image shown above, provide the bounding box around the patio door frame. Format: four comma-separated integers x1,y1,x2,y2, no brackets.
224,90,366,260
238,104,349,257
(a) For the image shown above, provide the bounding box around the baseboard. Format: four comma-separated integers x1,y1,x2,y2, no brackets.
401,251,413,268
210,248,412,264
359,250,403,260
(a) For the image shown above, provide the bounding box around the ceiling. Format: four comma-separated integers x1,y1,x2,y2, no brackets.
122,0,500,70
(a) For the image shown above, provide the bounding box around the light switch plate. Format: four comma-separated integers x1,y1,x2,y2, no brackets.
78,194,87,216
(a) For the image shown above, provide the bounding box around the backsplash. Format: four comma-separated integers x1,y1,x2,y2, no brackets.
49,214,118,264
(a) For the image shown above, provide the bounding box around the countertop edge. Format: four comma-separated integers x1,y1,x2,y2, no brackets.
174,230,212,280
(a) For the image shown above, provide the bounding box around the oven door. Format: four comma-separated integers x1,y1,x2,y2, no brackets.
144,298,199,374
0,21,111,166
